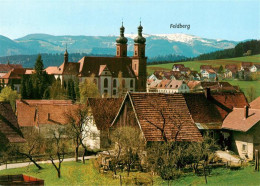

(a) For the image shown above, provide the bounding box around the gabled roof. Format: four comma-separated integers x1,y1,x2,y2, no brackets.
200,82,237,92
78,56,135,78
187,81,201,90
222,108,260,132
166,80,184,89
112,92,203,142
200,65,212,70
1,68,26,79
183,92,249,128
0,102,25,143
250,97,260,109
60,62,80,75
16,100,79,127
157,79,171,88
172,64,185,69
87,98,123,130
242,62,253,68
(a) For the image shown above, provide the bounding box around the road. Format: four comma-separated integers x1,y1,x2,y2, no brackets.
0,155,96,171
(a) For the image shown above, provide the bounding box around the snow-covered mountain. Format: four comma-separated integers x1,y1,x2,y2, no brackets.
0,33,238,58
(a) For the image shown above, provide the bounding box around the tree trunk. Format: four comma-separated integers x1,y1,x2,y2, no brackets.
75,146,79,162
57,169,61,178
203,161,207,184
82,148,87,164
20,153,43,170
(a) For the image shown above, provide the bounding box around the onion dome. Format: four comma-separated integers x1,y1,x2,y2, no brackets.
116,22,128,44
134,21,146,44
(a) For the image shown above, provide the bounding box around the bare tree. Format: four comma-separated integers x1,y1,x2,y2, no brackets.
109,126,145,176
13,128,44,170
46,128,68,178
66,104,88,162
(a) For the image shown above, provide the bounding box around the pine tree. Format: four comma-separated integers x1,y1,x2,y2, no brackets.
21,75,27,99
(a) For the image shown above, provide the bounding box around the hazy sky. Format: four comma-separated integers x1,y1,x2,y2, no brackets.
0,0,259,41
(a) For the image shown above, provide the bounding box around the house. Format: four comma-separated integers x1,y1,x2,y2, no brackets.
147,79,162,92
187,81,202,92
156,79,171,93
0,68,26,92
84,98,122,149
0,63,22,78
172,64,185,71
240,62,253,71
250,64,260,72
201,69,216,80
16,100,80,136
111,92,203,142
0,102,25,145
188,71,200,80
165,80,190,93
200,82,238,92
222,97,260,160
224,64,238,78
183,90,248,143
46,23,147,97
200,65,212,73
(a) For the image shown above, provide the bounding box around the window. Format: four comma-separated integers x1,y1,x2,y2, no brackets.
104,78,108,88
130,79,134,88
113,79,117,87
135,51,137,56
117,51,119,56
242,144,248,152
135,64,137,70
113,89,116,95
122,79,125,88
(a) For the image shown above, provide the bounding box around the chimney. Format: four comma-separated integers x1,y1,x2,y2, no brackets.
204,88,211,99
244,106,249,119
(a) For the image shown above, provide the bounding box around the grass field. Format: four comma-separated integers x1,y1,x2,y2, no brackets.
147,54,260,74
0,160,260,185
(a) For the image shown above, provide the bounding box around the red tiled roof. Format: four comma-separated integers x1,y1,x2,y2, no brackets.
16,100,79,127
157,80,171,88
183,92,249,125
200,65,212,70
0,102,25,143
0,64,23,72
78,56,135,78
222,108,260,132
87,98,123,130
200,82,237,92
113,92,203,142
187,81,201,90
242,62,253,68
250,97,260,109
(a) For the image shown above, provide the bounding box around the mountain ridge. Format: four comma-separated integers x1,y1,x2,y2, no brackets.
0,33,241,58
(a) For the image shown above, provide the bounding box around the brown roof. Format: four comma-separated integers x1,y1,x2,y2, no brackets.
113,92,203,142
45,66,61,74
78,56,135,78
200,82,237,92
222,108,260,132
172,64,185,68
200,65,212,70
1,68,26,79
87,98,123,130
250,97,260,109
242,62,253,68
157,80,171,88
183,92,249,128
0,64,23,72
225,64,238,71
187,81,201,90
61,62,80,75
16,100,79,127
0,102,25,143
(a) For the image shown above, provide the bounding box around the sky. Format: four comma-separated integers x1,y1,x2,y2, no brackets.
0,0,259,41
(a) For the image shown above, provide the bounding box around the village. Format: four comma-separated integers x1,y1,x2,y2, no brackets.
0,20,260,185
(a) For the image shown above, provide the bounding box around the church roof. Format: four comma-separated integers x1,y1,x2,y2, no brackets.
78,56,135,78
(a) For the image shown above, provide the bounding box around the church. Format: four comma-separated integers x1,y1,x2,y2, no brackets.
46,23,147,97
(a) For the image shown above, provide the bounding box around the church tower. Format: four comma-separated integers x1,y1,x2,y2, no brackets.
132,22,147,92
64,48,68,63
116,22,128,57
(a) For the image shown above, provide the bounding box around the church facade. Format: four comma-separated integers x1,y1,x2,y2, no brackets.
46,23,147,97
